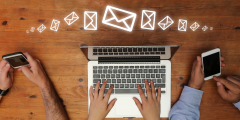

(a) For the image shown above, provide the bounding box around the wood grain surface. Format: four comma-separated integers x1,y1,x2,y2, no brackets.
0,0,240,120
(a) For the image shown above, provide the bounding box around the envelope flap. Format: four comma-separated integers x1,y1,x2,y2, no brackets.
108,8,135,21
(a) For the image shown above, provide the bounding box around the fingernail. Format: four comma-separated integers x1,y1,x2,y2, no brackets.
145,79,147,82
197,56,200,61
6,64,10,67
217,82,221,86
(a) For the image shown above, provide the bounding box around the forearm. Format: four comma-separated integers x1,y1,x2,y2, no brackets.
169,86,203,120
40,80,69,120
0,96,2,102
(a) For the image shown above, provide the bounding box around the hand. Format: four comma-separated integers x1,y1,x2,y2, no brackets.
188,56,225,90
213,76,240,103
18,53,49,89
0,60,14,90
88,80,116,120
133,80,161,120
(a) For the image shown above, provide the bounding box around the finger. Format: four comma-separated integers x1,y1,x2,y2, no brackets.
157,87,161,102
221,63,225,67
0,60,7,70
89,86,94,102
229,75,240,81
0,64,10,78
150,81,156,100
8,67,14,82
104,86,114,102
18,68,22,71
221,67,224,69
99,80,107,98
195,56,202,71
23,52,36,65
21,66,33,77
94,81,100,98
107,99,117,113
145,79,152,98
216,82,229,100
226,76,240,86
137,84,146,102
213,77,239,92
133,97,143,113
221,57,225,61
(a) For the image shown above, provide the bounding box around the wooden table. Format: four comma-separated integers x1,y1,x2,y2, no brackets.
0,0,240,119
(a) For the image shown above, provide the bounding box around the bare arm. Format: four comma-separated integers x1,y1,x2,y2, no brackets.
0,96,2,102
40,81,68,120
19,53,69,120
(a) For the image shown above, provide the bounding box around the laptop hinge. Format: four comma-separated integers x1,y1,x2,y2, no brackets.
98,56,160,64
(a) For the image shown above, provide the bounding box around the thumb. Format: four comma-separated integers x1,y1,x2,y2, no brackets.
133,97,143,113
21,66,32,77
107,99,117,112
1,64,10,78
196,56,202,69
216,82,228,100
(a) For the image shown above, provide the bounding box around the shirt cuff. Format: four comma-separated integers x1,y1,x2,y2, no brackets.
233,101,240,111
179,86,204,106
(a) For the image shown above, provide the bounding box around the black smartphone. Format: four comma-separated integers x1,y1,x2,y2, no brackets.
2,52,29,69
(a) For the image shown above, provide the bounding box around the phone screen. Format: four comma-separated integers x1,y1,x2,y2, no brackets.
4,55,29,68
203,52,220,78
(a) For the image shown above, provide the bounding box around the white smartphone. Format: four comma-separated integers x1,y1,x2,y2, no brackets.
2,52,29,69
201,48,221,80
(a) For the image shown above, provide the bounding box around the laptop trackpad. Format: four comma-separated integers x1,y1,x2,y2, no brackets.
116,96,142,116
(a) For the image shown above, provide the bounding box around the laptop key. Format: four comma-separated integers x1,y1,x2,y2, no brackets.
132,79,136,83
119,53,123,55
149,69,153,73
93,53,97,55
125,84,129,88
156,52,160,54
159,69,166,73
104,53,108,55
145,52,149,55
131,74,135,78
126,74,130,78
93,70,97,73
118,48,122,52
143,48,147,51
128,48,132,52
146,74,150,78
98,49,102,52
124,53,128,55
140,84,144,88
135,52,139,55
150,52,154,54
106,74,110,78
109,53,113,55
113,49,117,52
141,74,145,78
119,66,123,68
111,74,115,78
117,79,121,83
123,69,127,73
116,74,120,78
128,69,132,73
93,66,97,69
133,69,137,73
101,74,105,78
98,70,102,74
121,74,125,78
137,79,141,83
118,69,122,73
122,79,126,83
115,89,142,94
152,79,156,83
156,74,160,78
154,69,158,73
93,49,97,52
140,52,144,55
93,74,100,78
108,48,112,52
112,79,116,83
153,48,157,51
109,66,113,69
115,84,119,88
108,69,112,73
158,48,165,51
133,48,137,52
151,74,155,78
139,69,143,73
161,66,166,68
157,79,161,83
136,74,140,78
123,48,127,52
103,69,107,73
106,84,109,88
144,69,148,73
93,79,101,83
161,74,166,83
161,52,165,54
127,79,131,83
130,84,134,88
114,53,118,55
120,84,124,88
130,53,134,55
148,48,152,51
103,49,107,52
107,79,111,83
113,69,117,73
138,48,142,52
155,84,165,88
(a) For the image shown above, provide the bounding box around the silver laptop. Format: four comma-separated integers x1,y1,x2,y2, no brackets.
80,45,179,118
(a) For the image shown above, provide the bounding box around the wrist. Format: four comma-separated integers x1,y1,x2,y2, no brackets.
38,79,51,90
188,84,201,90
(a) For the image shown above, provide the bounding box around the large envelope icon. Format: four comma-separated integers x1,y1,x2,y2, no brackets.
178,19,187,31
158,16,174,30
84,11,97,30
141,10,156,30
64,12,79,25
50,19,60,31
102,6,137,32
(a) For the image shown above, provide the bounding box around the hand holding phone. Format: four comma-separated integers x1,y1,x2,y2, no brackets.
2,52,29,69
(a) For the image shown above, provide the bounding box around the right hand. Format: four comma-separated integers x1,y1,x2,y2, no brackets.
0,60,14,90
213,76,240,103
18,53,49,89
133,80,161,120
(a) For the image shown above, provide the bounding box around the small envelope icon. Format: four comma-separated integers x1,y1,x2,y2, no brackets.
102,6,137,32
158,16,174,30
141,10,156,30
178,19,187,31
190,22,200,31
64,12,79,25
84,11,97,30
37,24,46,33
50,19,60,31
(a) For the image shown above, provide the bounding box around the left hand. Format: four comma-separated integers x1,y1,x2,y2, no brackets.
88,80,116,120
188,56,225,90
0,60,14,90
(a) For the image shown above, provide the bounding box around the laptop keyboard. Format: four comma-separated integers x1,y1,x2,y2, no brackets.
92,65,166,94
92,47,166,55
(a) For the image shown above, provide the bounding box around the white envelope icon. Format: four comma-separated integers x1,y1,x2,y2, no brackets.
50,19,60,31
190,22,199,31
84,11,97,30
64,12,79,25
102,6,137,32
141,10,156,30
158,16,174,30
37,24,46,33
178,19,187,31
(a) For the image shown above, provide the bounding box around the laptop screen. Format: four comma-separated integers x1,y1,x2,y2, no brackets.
80,45,179,61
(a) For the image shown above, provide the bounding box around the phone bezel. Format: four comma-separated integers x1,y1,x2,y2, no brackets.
2,52,29,69
201,48,221,80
